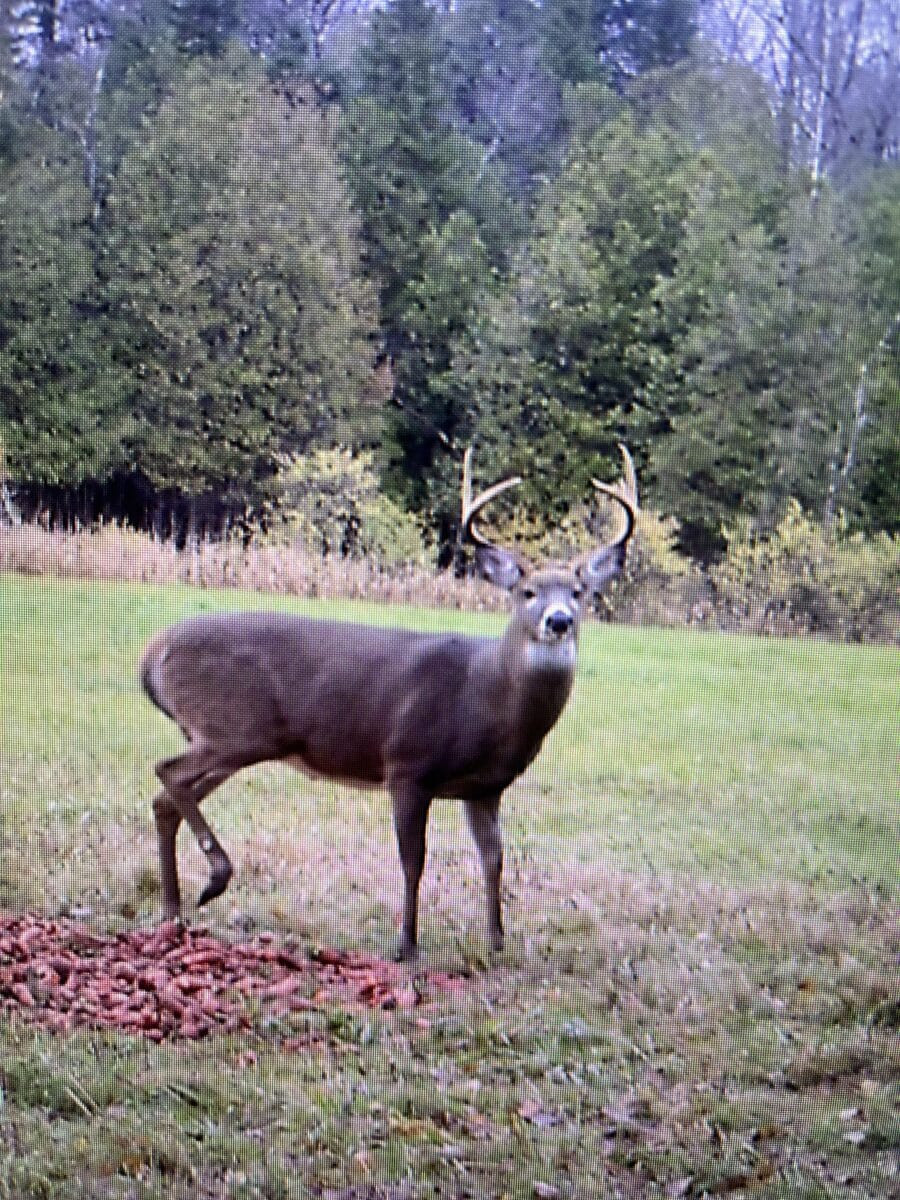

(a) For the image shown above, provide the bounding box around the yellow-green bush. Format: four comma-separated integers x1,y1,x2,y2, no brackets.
713,501,900,641
456,495,709,628
270,448,428,567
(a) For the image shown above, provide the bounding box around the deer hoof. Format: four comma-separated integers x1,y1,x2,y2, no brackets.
394,937,419,963
197,864,233,908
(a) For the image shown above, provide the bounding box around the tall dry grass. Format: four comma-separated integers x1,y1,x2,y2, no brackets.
0,522,507,611
3,519,897,640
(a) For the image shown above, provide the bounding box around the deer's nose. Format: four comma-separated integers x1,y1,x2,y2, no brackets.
544,608,574,638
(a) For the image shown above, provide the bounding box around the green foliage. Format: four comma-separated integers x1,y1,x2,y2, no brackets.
170,0,241,57
341,0,523,507
539,0,606,86
714,500,900,641
96,1,184,187
639,63,897,553
0,121,124,485
97,53,379,500
604,0,698,78
851,169,900,535
263,14,312,82
444,94,694,521
0,33,380,507
0,2,27,164
445,63,896,565
272,448,427,565
539,0,698,90
0,1,896,562
444,0,553,193
654,174,885,555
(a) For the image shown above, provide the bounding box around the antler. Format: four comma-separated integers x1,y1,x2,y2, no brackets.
459,444,638,596
590,443,639,550
460,447,522,551
572,444,639,594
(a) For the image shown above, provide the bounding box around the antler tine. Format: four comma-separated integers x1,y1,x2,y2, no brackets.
461,447,522,549
590,444,639,548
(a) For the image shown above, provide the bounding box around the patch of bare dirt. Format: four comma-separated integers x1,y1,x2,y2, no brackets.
0,912,466,1042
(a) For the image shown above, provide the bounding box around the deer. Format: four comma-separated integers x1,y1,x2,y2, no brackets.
139,446,639,960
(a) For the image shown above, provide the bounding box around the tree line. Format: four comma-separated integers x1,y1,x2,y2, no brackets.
0,0,897,560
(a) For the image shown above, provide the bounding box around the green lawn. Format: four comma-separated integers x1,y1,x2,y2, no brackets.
1,572,897,1199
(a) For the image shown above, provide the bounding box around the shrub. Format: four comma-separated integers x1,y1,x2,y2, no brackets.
713,501,900,642
455,494,711,629
270,448,428,566
608,508,713,629
1,485,896,644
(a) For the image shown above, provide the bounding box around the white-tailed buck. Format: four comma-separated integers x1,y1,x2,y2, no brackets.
140,447,638,959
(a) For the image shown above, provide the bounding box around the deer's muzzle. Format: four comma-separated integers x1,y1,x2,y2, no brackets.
541,606,576,641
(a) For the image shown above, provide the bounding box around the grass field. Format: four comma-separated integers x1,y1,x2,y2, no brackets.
1,571,898,1199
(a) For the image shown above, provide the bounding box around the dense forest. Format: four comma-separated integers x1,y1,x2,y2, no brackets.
0,0,897,562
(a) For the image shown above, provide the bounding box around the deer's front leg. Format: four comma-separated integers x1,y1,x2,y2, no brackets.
464,797,505,952
390,784,433,961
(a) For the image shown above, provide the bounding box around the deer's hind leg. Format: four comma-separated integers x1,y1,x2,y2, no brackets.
153,743,255,918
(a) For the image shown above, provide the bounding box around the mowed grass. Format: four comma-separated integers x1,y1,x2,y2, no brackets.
0,571,898,1200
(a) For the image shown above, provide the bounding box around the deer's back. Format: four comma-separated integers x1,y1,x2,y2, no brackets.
140,611,489,787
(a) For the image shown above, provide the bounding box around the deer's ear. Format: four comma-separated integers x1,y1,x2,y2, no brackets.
576,543,626,596
475,546,527,591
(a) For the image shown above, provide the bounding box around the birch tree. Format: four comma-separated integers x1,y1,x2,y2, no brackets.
701,0,900,177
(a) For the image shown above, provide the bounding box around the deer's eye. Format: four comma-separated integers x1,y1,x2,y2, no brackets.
572,588,584,602
521,587,537,601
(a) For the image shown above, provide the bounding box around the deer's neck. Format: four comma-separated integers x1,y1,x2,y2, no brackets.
492,628,576,742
